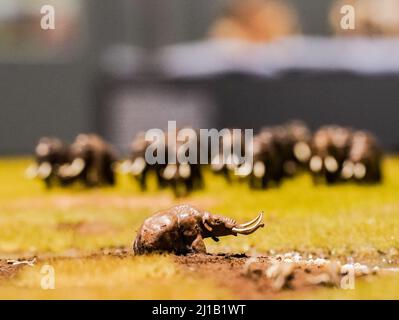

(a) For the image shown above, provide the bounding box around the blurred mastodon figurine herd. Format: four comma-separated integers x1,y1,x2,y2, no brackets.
27,134,117,188
27,121,383,195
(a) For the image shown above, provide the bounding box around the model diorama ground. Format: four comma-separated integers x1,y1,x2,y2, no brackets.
1,158,399,299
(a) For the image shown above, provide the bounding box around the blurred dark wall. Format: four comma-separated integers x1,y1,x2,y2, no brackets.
0,63,92,154
0,0,129,154
98,73,399,152
209,73,399,150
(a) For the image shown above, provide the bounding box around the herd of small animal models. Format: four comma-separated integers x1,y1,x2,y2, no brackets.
26,121,383,254
28,120,383,193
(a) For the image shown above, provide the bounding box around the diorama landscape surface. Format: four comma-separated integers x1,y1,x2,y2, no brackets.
1,158,399,299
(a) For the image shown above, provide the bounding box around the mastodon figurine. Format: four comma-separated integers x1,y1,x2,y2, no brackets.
133,204,264,255
27,137,70,188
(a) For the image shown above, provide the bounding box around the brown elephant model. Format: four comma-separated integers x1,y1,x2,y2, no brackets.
133,205,264,255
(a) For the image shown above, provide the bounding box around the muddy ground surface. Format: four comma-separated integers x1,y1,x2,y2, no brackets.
176,253,346,299
1,249,382,299
0,260,24,281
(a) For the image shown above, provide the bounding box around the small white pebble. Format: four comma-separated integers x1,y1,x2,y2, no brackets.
266,264,280,278
283,258,293,263
341,263,370,276
314,258,328,266
306,259,315,266
341,264,353,274
293,255,302,263
356,265,370,276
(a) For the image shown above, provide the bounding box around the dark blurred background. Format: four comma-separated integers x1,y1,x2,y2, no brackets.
1,0,399,154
